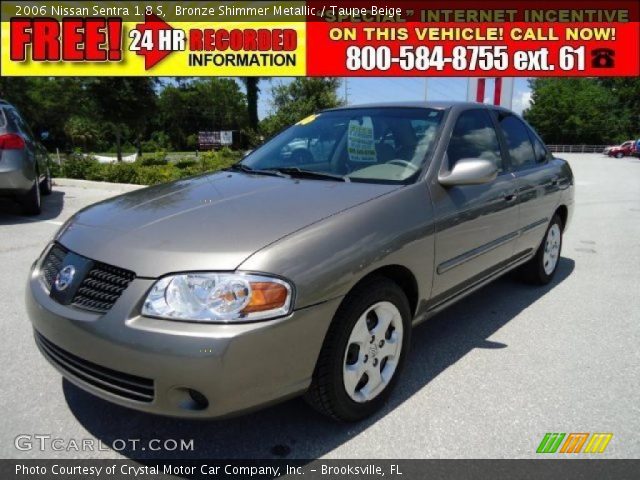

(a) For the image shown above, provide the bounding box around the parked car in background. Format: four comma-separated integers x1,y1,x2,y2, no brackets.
602,145,616,155
0,99,52,215
607,140,635,158
27,102,574,421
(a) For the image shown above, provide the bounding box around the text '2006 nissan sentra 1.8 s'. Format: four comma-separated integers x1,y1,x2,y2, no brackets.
27,102,574,422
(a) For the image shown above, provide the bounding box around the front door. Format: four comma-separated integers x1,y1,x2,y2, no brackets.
430,108,520,301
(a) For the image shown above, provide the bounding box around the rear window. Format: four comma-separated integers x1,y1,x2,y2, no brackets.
4,107,34,138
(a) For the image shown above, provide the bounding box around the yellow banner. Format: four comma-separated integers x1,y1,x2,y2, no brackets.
0,1,306,76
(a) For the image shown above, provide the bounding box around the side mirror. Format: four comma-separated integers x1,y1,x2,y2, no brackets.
438,158,498,187
40,131,49,141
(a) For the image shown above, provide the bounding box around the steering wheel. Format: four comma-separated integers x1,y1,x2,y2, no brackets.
290,148,313,165
386,159,419,171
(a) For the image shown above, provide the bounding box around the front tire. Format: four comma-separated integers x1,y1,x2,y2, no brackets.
615,152,624,158
520,214,563,285
305,277,411,421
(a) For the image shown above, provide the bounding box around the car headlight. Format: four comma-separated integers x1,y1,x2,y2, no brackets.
142,273,293,323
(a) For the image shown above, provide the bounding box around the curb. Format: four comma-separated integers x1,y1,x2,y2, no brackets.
52,178,145,192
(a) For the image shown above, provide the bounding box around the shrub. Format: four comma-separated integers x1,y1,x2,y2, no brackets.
48,161,62,177
141,131,172,152
175,158,198,169
139,151,168,166
186,134,198,150
62,153,98,179
197,150,239,172
104,163,139,184
55,149,243,186
134,166,181,185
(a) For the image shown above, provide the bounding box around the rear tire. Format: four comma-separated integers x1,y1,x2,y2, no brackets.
519,214,563,285
40,168,53,195
20,179,42,216
305,277,411,421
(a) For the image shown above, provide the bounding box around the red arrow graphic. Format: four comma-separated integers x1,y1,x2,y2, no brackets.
133,13,175,70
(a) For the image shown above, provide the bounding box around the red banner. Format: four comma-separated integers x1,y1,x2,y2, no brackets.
306,1,640,77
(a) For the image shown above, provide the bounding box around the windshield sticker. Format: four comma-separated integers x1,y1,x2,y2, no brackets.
296,114,319,125
347,117,376,163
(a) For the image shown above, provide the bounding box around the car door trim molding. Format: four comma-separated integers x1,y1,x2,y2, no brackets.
428,249,535,313
437,230,520,274
521,217,549,234
437,217,548,275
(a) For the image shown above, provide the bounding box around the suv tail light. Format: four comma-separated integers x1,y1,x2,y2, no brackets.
0,133,26,150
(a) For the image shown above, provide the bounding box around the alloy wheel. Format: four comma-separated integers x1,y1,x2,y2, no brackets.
342,301,404,403
543,224,561,275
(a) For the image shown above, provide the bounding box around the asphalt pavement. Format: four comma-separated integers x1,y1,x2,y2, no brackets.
1,153,638,460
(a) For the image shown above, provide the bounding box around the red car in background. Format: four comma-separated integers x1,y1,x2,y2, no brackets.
608,140,635,158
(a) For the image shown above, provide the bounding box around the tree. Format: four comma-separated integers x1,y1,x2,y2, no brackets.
261,78,343,137
524,78,640,145
596,78,640,141
157,78,248,150
64,116,100,150
0,78,91,150
242,77,262,131
86,78,158,161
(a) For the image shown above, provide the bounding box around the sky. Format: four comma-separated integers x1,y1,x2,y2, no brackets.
255,77,532,119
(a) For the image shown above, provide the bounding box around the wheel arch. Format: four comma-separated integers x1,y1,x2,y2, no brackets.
345,264,419,317
555,204,568,230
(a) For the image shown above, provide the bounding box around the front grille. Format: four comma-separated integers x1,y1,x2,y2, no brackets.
41,243,66,290
40,243,135,314
72,262,136,313
35,331,155,403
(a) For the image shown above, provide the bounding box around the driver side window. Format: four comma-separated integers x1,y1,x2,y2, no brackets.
447,110,503,173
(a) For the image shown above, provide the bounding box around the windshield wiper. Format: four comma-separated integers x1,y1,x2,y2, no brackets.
272,167,349,182
228,163,289,178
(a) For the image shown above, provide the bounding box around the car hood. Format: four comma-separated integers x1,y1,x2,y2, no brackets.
58,171,399,277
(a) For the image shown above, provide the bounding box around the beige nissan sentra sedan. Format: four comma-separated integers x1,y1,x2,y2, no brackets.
27,102,574,421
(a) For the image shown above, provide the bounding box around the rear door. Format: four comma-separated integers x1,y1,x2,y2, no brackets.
494,112,559,256
430,108,520,300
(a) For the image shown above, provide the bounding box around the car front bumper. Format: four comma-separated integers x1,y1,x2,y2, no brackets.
26,262,341,418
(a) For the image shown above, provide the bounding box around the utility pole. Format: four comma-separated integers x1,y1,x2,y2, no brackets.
424,78,428,101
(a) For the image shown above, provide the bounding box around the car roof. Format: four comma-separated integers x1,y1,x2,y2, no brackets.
323,101,515,114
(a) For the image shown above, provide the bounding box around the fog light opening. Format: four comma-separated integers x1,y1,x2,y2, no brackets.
187,389,209,410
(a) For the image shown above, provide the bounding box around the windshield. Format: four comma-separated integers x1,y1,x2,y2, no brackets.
241,108,444,183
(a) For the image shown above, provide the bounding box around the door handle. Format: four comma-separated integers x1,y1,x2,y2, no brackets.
504,191,518,202
544,177,560,188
